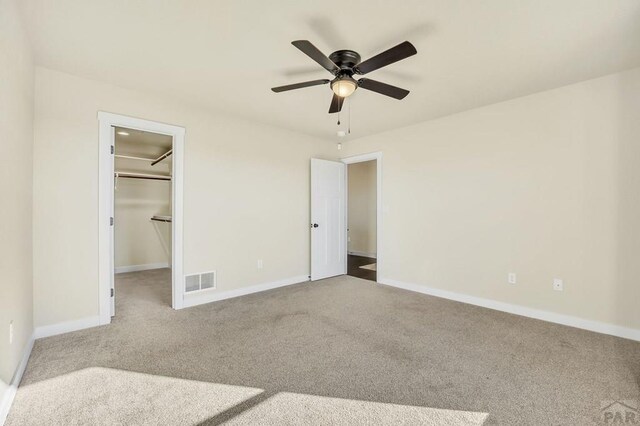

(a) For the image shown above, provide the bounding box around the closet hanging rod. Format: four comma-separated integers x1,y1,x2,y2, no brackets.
114,172,171,181
115,154,155,162
151,149,173,166
150,216,172,223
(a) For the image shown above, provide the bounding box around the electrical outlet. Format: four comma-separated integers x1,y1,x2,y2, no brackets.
257,259,263,269
553,278,563,291
9,321,13,344
508,273,516,284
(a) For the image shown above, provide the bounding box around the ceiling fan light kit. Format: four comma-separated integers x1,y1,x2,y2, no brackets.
331,75,358,97
271,39,417,119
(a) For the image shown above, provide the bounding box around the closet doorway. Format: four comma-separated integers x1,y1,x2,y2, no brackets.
113,128,173,314
98,113,185,325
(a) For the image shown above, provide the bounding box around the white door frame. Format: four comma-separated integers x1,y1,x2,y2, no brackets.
341,152,382,282
98,111,185,325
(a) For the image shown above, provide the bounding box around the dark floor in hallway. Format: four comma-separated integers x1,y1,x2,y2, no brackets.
347,254,377,282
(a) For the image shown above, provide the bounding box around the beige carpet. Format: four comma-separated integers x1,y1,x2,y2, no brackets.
6,269,640,425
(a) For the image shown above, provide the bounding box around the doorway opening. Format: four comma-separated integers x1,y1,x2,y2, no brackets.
113,127,173,314
346,160,377,282
98,112,185,325
341,152,382,283
309,153,382,283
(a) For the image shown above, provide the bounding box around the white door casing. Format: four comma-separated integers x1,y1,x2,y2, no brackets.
310,158,346,281
109,126,115,316
98,111,185,325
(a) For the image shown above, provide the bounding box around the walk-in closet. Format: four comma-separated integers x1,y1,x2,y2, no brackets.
113,127,173,312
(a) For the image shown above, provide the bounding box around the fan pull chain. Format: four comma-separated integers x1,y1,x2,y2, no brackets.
337,98,341,125
348,98,351,134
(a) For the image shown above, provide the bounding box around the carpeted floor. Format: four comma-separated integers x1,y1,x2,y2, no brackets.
6,269,640,425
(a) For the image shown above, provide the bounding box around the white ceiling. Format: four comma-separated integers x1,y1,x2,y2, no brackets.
19,0,640,141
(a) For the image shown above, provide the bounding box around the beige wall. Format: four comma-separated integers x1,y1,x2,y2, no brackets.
33,68,336,327
342,67,640,331
27,55,640,334
0,0,34,403
348,161,377,256
114,177,172,269
114,150,172,270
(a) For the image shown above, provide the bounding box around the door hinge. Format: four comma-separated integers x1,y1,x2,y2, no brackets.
110,217,114,226
110,288,114,297
110,145,114,155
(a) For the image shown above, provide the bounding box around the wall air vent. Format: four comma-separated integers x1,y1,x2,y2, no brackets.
184,271,216,293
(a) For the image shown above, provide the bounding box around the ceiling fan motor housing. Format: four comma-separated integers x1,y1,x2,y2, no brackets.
328,50,362,74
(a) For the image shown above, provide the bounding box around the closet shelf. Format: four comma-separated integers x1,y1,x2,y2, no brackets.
114,149,172,165
151,149,173,166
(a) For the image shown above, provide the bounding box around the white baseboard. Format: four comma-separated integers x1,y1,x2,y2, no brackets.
0,334,34,426
379,277,640,342
34,316,101,339
182,275,310,309
115,262,170,274
348,251,377,259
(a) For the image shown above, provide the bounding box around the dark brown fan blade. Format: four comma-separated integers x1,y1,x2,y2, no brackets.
292,40,340,74
271,79,330,93
355,41,417,75
358,78,410,99
328,94,344,113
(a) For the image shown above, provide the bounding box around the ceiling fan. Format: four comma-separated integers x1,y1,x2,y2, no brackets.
271,40,417,113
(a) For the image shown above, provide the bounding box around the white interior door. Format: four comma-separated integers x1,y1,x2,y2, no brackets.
311,158,346,281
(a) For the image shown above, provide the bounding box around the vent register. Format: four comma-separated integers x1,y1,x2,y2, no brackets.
185,271,216,293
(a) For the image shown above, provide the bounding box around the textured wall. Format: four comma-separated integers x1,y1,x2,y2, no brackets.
342,68,640,331
348,161,377,256
0,0,34,405
33,68,336,327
